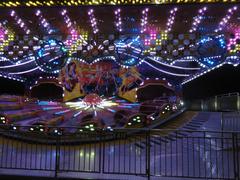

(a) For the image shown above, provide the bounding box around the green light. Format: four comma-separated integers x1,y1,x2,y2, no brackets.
137,120,141,123
85,125,89,129
136,116,140,119
79,129,83,132
133,118,136,121
128,122,132,125
90,128,95,131
89,124,94,127
80,151,84,157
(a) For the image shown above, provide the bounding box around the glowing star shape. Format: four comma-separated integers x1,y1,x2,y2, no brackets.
66,94,118,111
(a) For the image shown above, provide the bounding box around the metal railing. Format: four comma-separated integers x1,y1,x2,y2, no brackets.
186,92,240,112
0,127,239,179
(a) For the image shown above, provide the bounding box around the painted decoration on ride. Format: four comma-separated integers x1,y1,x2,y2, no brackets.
59,60,83,101
118,67,143,102
59,59,143,102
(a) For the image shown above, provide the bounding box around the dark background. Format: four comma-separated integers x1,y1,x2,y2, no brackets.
0,77,25,95
182,64,240,100
30,83,63,100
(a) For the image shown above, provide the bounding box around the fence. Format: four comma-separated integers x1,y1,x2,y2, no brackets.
186,92,240,112
0,127,239,179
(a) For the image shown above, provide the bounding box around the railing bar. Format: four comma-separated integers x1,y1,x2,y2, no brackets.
165,137,167,176
5,137,9,168
134,135,136,174
68,142,71,171
159,136,162,176
34,144,37,170
221,137,224,179
16,139,20,169
30,142,33,169
129,138,131,174
227,138,230,178
118,134,121,174
107,141,110,173
198,137,201,178
187,136,189,177
89,143,91,172
192,136,195,177
210,135,212,179
39,141,43,170
73,144,76,171
215,137,218,179
0,137,4,168
204,132,206,178
176,132,178,177
154,134,156,175
45,141,48,170
83,142,86,172
19,137,23,169
182,137,184,177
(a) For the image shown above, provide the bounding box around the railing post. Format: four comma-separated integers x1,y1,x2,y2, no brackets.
237,94,240,112
55,133,60,178
232,133,239,180
146,129,151,180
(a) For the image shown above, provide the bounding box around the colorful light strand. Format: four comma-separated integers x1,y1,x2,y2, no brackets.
189,7,207,33
88,9,99,34
0,0,238,7
215,6,238,33
61,9,77,35
35,9,54,34
165,7,178,33
140,8,149,33
114,8,122,32
10,10,31,34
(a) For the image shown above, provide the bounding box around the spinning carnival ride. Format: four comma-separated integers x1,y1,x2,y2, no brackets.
0,4,240,133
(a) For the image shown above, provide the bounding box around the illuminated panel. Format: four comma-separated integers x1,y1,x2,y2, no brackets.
65,32,88,56
61,9,88,55
0,23,14,52
227,32,240,54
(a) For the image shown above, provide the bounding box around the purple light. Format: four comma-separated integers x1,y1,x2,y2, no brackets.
189,6,207,33
88,9,99,34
